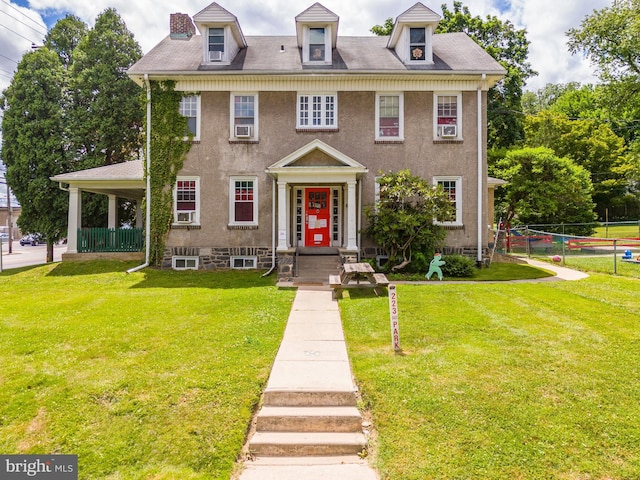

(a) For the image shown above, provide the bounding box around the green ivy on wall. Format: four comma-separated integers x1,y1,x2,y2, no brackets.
145,80,193,266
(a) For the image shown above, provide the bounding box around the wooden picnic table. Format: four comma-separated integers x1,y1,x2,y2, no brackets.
329,262,389,299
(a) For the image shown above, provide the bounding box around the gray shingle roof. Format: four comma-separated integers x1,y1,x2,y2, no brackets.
51,160,143,182
128,32,505,76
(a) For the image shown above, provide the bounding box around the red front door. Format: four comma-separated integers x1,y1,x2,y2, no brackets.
305,188,331,247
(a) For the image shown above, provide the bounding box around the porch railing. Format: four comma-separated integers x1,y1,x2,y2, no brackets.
77,228,144,253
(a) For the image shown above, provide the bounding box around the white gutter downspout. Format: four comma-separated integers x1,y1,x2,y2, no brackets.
477,74,486,265
128,73,152,273
262,178,277,277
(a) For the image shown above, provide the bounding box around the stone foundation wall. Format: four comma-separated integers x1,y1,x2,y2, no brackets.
163,246,273,270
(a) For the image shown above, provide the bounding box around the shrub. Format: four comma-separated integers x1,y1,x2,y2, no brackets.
441,255,475,278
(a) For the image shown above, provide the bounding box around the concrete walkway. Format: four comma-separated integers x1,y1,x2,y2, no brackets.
235,260,587,479
236,288,379,480
522,258,590,281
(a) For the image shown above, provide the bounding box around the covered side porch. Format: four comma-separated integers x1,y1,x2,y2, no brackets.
51,160,145,261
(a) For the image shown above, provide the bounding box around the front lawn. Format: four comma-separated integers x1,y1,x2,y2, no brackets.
0,262,295,479
341,275,640,479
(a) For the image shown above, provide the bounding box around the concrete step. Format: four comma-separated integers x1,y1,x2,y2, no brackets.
256,406,362,433
263,389,357,407
249,432,367,457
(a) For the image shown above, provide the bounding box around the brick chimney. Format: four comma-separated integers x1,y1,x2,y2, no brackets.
170,13,196,40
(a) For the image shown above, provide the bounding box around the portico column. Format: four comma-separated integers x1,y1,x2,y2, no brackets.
108,194,117,229
67,187,82,254
346,180,358,251
135,199,143,228
277,180,288,251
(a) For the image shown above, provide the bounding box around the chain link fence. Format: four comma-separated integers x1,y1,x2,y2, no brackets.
492,221,640,275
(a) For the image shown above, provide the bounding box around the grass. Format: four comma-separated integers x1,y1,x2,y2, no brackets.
340,275,640,479
0,261,296,479
528,254,640,279
593,224,640,239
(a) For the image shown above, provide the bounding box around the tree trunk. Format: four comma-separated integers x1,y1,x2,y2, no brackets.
47,242,54,263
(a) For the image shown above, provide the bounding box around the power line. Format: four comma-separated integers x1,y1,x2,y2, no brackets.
0,52,18,64
0,21,40,45
0,0,47,34
0,10,47,39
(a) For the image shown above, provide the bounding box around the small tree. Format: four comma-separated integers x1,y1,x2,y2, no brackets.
363,170,454,271
493,147,597,235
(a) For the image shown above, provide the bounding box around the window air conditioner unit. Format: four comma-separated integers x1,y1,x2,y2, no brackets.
441,125,457,137
209,50,223,62
176,211,196,223
235,125,253,138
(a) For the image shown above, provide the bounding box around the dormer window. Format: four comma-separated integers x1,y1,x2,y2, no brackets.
309,27,326,61
295,4,338,65
409,28,426,61
208,27,225,61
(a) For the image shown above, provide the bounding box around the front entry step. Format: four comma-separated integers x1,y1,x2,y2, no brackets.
249,432,367,457
256,406,363,433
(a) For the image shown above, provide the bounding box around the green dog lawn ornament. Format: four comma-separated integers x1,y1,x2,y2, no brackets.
426,253,446,281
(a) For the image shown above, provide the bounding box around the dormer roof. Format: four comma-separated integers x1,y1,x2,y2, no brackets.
295,3,339,48
387,2,441,49
193,2,247,47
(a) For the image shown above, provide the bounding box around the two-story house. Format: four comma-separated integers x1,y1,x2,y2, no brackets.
54,2,505,279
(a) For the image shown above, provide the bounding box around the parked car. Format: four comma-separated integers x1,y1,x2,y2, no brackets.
0,232,9,242
20,234,43,246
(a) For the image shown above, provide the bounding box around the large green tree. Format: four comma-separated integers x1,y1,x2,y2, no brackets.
44,15,88,67
567,0,640,144
67,9,143,226
363,170,453,271
1,49,70,261
437,1,536,148
492,147,596,235
524,111,627,218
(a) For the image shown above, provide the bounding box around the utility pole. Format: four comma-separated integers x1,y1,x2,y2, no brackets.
6,180,12,254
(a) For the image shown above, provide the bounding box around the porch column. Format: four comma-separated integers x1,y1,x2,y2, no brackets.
67,187,82,254
135,199,143,228
108,194,117,229
277,180,288,251
346,180,358,251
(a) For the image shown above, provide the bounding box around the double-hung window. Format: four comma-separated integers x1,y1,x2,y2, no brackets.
434,176,462,225
434,93,461,140
231,94,258,140
309,27,326,61
297,94,337,129
174,177,200,225
179,95,200,140
229,176,258,226
410,27,426,61
376,94,403,140
208,27,225,61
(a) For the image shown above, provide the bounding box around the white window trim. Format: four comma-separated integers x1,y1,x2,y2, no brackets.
434,176,463,226
173,176,201,226
297,93,338,129
433,92,462,140
375,93,404,141
180,94,201,141
205,26,230,64
231,256,257,269
229,176,259,227
230,93,258,140
407,25,434,65
302,25,331,64
172,256,199,270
